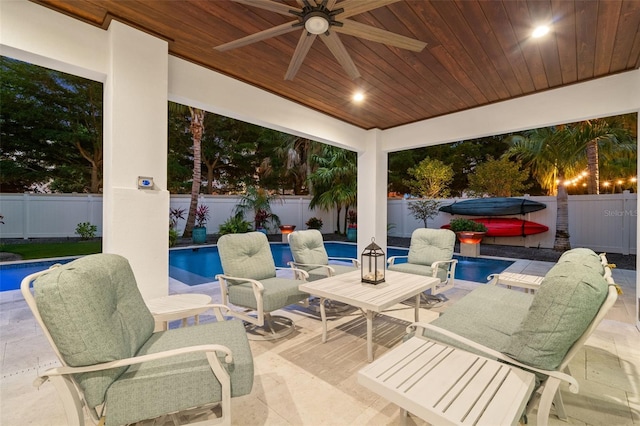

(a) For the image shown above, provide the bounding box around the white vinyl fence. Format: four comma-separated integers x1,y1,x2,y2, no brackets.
0,193,636,254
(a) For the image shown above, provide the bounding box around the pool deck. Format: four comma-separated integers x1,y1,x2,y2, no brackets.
1,258,638,425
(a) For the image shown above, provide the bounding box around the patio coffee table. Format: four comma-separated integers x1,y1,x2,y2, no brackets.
299,269,440,361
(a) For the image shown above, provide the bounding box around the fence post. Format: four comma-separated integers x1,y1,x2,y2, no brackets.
22,192,29,240
622,190,633,255
401,198,407,237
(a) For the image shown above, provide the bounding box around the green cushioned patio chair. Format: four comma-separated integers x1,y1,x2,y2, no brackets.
387,228,457,303
216,232,310,341
20,253,254,426
287,229,360,315
287,229,360,280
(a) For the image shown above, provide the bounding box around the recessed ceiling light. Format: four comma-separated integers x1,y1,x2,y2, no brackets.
352,91,365,103
532,25,550,38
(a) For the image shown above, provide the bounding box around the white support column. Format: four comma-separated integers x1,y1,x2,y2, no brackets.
103,21,169,300
357,129,388,255
637,110,640,332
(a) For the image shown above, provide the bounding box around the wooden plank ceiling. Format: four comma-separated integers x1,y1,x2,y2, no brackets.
32,0,640,130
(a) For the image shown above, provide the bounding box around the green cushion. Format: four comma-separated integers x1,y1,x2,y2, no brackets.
104,320,253,426
557,247,605,275
423,285,533,355
33,254,155,408
407,228,455,266
227,276,309,312
218,232,276,280
388,262,448,282
289,230,329,271
307,263,357,281
504,260,608,370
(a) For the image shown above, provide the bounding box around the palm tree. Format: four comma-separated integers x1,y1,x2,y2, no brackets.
505,126,585,251
308,145,357,234
234,186,281,231
168,102,205,238
573,117,635,194
257,131,322,195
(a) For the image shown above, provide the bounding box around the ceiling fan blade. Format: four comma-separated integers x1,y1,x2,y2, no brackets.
285,31,317,80
337,0,400,19
297,0,339,8
325,0,339,10
320,32,361,80
232,0,302,16
334,19,427,52
215,21,299,52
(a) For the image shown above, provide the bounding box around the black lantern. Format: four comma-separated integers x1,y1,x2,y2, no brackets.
361,238,385,285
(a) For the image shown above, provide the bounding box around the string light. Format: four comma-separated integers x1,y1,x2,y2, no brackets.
562,170,637,193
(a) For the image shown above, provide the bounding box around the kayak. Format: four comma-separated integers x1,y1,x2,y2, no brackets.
439,197,546,216
442,217,549,237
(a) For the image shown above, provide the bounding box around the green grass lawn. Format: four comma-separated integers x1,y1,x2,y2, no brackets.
0,241,102,260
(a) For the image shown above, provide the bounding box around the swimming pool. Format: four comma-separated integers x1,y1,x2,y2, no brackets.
0,242,514,291
169,242,514,285
0,258,76,292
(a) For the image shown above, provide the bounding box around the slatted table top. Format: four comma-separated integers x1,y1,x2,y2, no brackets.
359,336,535,426
299,269,439,312
146,293,211,324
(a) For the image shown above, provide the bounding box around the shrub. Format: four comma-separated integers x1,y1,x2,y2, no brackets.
305,217,323,230
449,218,487,233
169,228,179,247
75,222,97,240
218,214,252,235
169,207,186,230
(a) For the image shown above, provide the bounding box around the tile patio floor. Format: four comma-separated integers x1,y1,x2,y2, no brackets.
1,258,638,425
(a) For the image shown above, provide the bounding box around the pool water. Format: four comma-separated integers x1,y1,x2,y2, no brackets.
0,243,514,292
169,242,514,286
0,258,75,292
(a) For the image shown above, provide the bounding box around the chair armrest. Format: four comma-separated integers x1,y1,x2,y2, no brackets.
431,259,457,267
198,303,236,322
216,274,264,292
406,322,580,393
387,255,408,266
328,257,360,267
277,266,309,280
42,344,234,377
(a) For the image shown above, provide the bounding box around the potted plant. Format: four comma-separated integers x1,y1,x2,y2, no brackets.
192,205,209,244
346,210,357,242
306,217,323,230
253,209,271,234
449,218,487,244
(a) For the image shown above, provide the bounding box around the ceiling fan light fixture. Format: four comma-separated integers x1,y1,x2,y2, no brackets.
305,15,329,35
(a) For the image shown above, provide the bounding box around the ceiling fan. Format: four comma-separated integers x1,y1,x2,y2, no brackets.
215,0,427,80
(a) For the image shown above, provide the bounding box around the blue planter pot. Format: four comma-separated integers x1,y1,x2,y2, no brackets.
192,227,207,244
346,227,357,242
256,227,268,234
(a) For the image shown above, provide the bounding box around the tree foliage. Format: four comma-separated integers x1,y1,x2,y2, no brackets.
407,199,440,228
467,156,530,197
405,157,454,198
1,56,103,193
308,145,357,234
